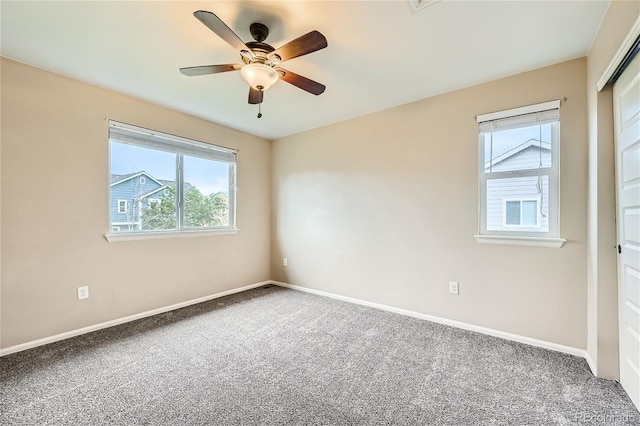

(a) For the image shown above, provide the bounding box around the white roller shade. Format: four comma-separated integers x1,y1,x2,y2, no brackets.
108,120,237,163
477,100,560,133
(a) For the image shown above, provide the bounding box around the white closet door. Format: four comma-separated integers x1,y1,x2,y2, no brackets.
614,51,640,412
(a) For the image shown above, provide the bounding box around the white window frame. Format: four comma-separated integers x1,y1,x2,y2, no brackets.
117,199,128,214
140,176,146,185
106,121,238,242
475,100,565,248
502,197,541,228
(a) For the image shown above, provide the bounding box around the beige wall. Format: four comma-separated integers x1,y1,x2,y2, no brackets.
586,0,640,379
272,58,589,349
4,5,633,361
0,62,3,343
0,58,271,349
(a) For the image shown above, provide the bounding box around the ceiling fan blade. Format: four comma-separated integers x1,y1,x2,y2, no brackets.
276,68,326,95
269,31,327,62
179,64,239,76
194,10,250,53
248,87,264,104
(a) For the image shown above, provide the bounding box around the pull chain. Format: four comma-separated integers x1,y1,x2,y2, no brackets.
537,123,546,217
257,87,264,118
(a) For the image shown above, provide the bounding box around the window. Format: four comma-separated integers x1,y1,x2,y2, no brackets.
503,199,539,227
108,121,237,237
476,100,561,245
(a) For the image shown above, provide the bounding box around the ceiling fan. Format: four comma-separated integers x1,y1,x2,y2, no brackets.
180,10,328,117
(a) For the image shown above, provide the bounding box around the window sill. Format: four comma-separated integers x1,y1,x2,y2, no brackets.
474,235,565,248
105,229,238,242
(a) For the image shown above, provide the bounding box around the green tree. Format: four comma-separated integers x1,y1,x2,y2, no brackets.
141,186,177,230
208,192,229,226
184,188,212,227
184,189,229,227
141,185,229,230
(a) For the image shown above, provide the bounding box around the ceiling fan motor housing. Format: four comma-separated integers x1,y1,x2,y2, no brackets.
244,23,282,66
250,22,269,43
244,41,275,64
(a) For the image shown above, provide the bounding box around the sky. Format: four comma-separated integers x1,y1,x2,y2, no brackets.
484,123,553,163
110,142,230,195
111,123,551,194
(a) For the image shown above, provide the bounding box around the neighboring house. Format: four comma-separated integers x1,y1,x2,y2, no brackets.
485,139,551,232
110,172,169,232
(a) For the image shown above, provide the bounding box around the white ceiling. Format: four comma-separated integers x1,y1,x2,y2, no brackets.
1,1,610,140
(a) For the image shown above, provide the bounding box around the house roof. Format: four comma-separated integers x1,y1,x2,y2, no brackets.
110,172,196,194
158,180,195,193
110,171,163,187
485,139,551,170
110,172,137,184
139,185,169,200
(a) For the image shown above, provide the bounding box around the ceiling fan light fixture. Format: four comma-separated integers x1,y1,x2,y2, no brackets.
240,63,279,91
182,11,328,107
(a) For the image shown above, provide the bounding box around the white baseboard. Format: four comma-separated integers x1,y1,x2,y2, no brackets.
2,279,595,377
271,281,592,367
0,281,271,357
584,351,598,376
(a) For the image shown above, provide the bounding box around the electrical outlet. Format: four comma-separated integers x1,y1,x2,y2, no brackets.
77,286,89,300
449,281,459,295
283,258,288,267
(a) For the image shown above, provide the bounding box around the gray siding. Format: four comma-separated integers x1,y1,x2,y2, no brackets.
110,173,163,230
486,147,551,232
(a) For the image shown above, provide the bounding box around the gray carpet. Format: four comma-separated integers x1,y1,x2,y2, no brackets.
1,285,638,425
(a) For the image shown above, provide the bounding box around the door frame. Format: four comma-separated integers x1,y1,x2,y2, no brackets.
598,16,640,91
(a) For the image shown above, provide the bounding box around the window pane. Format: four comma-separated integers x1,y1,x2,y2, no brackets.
484,123,553,173
183,155,230,228
110,141,177,232
486,175,549,232
505,201,521,225
522,201,538,226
